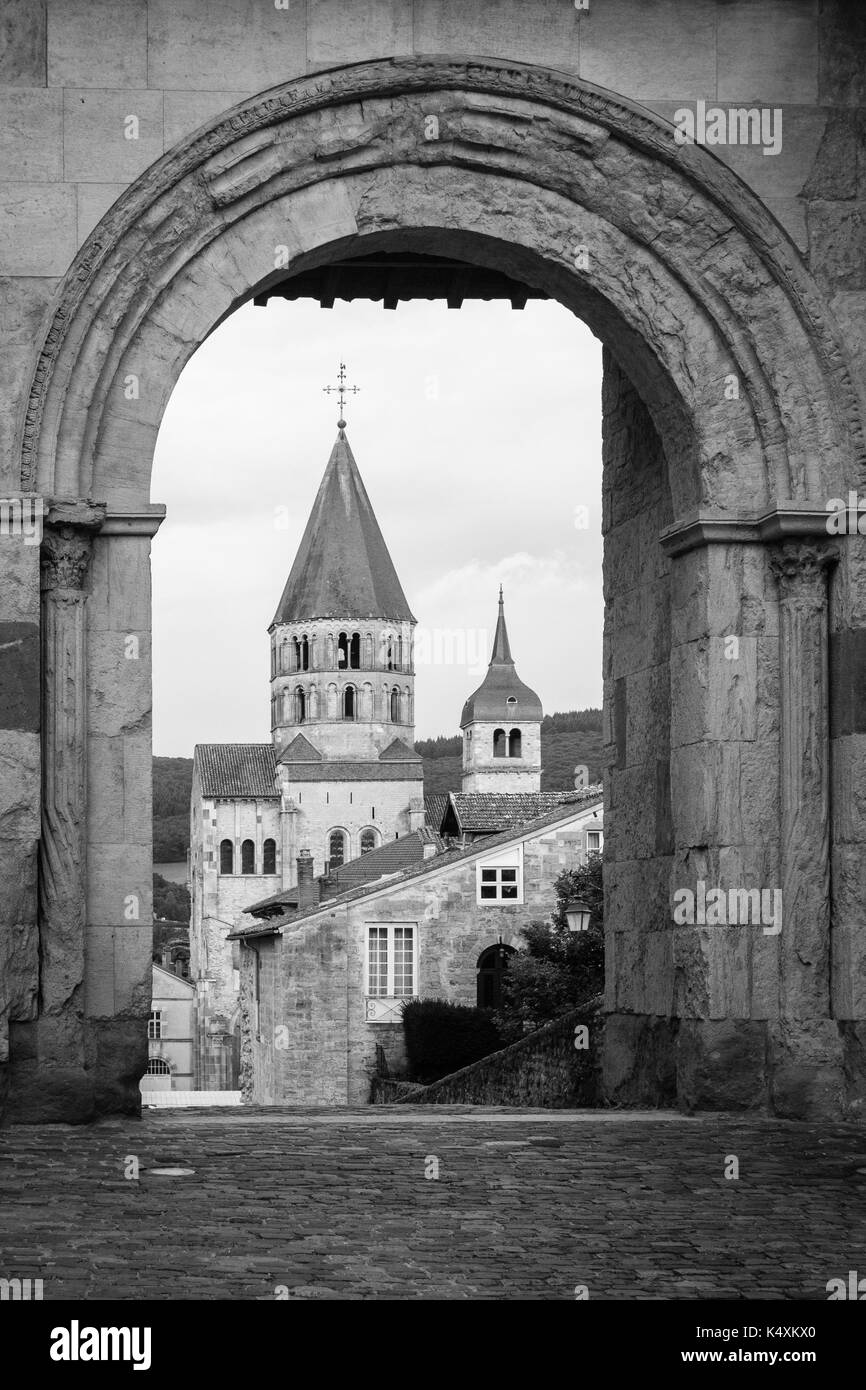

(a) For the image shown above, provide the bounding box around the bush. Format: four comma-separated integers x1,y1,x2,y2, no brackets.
153,873,190,923
401,999,502,1083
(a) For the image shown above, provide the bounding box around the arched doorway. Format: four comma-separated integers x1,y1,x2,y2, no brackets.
477,944,517,1011
11,58,862,1121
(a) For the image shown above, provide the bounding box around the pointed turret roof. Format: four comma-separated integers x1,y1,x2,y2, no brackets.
272,427,415,626
460,588,543,727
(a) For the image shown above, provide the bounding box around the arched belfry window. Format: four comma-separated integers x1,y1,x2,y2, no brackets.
390,687,400,723
344,685,356,720
394,636,403,671
295,686,306,723
301,635,309,671
364,634,373,669
476,944,516,1009
219,839,233,874
263,838,276,875
241,839,255,874
493,728,506,758
338,632,349,668
360,828,377,854
328,830,346,870
326,633,335,668
509,728,522,758
292,636,301,670
349,633,360,669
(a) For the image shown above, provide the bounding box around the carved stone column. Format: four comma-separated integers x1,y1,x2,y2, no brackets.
770,540,836,1022
38,504,104,1034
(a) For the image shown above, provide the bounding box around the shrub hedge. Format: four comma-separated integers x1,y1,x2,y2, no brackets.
401,998,502,1083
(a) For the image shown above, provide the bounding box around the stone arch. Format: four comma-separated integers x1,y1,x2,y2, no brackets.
17,57,866,1121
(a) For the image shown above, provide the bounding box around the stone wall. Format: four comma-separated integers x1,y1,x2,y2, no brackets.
374,1003,602,1107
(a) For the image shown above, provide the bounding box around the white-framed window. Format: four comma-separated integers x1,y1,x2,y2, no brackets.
147,1010,162,1040
478,866,520,902
586,829,603,853
145,1058,170,1075
476,846,523,904
366,925,416,998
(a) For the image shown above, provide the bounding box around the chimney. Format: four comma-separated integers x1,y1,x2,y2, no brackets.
296,849,319,909
407,797,426,833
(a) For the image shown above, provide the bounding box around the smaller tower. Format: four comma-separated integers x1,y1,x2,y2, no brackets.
460,588,542,792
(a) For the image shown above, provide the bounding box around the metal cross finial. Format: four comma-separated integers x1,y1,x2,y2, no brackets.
323,362,360,428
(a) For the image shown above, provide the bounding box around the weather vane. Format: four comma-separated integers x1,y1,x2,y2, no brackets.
323,362,360,428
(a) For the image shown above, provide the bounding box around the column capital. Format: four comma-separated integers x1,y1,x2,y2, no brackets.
40,527,95,593
769,539,838,598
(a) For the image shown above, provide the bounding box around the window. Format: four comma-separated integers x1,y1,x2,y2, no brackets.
328,830,346,869
390,687,400,722
478,866,521,903
337,631,349,668
344,685,355,720
241,839,255,874
349,633,360,669
476,944,516,1009
360,828,377,854
219,839,233,874
145,1058,171,1075
586,829,603,853
493,728,506,758
508,727,522,758
263,838,276,874
367,925,416,997
294,686,306,723
147,1011,162,1040
301,635,309,670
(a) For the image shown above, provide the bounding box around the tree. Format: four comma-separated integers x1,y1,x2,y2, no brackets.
493,854,603,1043
153,873,190,923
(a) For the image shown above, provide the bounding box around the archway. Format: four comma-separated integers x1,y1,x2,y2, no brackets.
8,57,864,1122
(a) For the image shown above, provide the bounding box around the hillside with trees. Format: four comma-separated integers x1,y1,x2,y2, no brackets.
153,707,604,860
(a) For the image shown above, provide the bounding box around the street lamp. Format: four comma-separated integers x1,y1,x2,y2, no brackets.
565,898,592,932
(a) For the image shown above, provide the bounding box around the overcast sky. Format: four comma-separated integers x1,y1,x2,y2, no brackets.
151,295,603,753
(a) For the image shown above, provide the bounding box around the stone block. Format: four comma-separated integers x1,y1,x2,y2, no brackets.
415,0,580,73
0,278,57,486
806,200,866,293
580,0,715,100
76,182,125,245
718,0,818,104
86,844,151,929
0,90,62,181
0,184,76,275
62,88,164,184
147,0,306,92
88,535,153,633
87,631,152,739
308,0,412,68
767,1018,846,1120
85,925,116,1016
0,623,39,733
676,1018,769,1111
47,0,148,88
0,0,46,86
601,1012,678,1107
712,108,827,203
163,90,251,148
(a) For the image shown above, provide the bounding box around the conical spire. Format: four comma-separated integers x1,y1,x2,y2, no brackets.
272,428,415,625
460,588,542,727
491,584,513,664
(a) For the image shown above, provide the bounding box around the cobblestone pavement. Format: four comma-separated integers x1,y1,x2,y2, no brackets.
1,1107,864,1301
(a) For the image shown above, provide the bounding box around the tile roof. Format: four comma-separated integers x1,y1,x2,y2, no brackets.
424,793,450,833
229,794,603,940
449,787,603,833
283,760,423,782
194,744,278,798
461,590,542,726
378,737,421,762
279,733,322,762
326,827,443,891
271,428,415,625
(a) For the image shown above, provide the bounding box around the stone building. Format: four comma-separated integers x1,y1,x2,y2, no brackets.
140,964,195,1094
188,424,424,1087
230,794,604,1105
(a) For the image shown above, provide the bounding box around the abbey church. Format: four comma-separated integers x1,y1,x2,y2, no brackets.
189,421,601,1094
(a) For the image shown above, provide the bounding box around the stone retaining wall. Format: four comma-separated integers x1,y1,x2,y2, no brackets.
371,1003,604,1107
